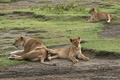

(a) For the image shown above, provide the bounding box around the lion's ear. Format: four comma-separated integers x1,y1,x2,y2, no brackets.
78,37,81,41
21,36,24,41
70,38,73,42
92,8,95,11
78,37,81,39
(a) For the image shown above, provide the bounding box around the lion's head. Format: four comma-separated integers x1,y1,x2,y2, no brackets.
89,8,97,14
70,37,81,49
13,35,24,48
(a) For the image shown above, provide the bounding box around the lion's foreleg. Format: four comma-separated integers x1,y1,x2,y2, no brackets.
88,16,99,23
8,56,24,61
68,52,79,63
10,50,24,57
88,19,99,23
68,56,79,63
87,17,92,22
78,51,89,61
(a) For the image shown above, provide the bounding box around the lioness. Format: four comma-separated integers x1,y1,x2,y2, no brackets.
46,37,89,63
8,35,48,63
88,8,115,23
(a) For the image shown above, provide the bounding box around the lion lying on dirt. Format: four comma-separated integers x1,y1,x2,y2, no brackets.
88,8,115,23
46,37,89,63
8,35,48,64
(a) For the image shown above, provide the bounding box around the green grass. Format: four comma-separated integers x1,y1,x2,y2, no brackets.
2,36,14,39
3,46,15,51
39,1,52,4
0,0,18,3
11,30,20,34
0,41,3,45
0,54,26,67
0,5,119,50
100,0,117,5
0,3,120,67
3,40,13,44
0,0,12,3
82,39,120,53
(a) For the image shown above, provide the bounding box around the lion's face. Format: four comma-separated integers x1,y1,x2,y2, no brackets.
70,37,81,49
13,36,24,48
89,8,96,14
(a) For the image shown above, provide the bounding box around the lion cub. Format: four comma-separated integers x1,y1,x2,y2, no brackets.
46,37,89,63
88,8,115,23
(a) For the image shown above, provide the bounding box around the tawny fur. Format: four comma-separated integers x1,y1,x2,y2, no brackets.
46,37,89,63
8,35,48,63
88,8,115,23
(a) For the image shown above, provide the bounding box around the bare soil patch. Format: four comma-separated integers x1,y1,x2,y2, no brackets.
100,24,120,39
9,12,50,21
10,12,44,18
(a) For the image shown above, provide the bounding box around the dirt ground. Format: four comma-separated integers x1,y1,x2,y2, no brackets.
0,59,120,80
0,45,120,80
100,24,120,39
0,0,120,80
0,55,120,80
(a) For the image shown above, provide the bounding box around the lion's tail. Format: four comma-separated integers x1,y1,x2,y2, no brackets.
46,48,58,55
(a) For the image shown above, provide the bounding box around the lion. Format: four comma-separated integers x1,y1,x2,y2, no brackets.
8,35,49,64
88,8,115,23
46,37,89,63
